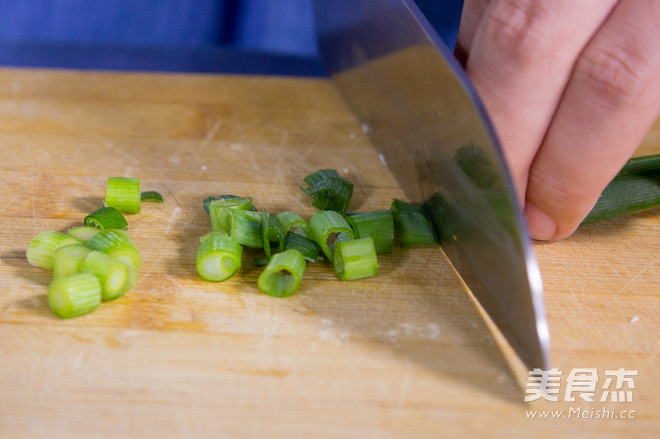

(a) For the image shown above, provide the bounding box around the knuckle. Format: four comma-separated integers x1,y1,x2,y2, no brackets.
576,42,655,110
482,0,558,66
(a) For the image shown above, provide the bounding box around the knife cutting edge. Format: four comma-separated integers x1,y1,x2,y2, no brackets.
312,0,550,371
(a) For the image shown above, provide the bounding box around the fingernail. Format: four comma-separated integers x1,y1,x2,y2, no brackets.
524,203,557,241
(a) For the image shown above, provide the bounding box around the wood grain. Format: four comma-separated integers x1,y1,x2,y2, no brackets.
0,68,657,438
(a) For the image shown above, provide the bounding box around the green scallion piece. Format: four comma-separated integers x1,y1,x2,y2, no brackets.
208,196,254,233
391,199,438,247
68,225,101,243
257,249,306,297
84,206,128,230
196,232,242,282
85,229,141,270
229,209,263,248
260,211,284,257
301,169,354,212
345,210,394,253
582,154,660,225
47,272,102,319
334,237,379,281
26,231,82,270
283,232,320,262
203,194,240,214
53,244,90,280
253,257,270,267
309,210,355,263
105,177,141,214
276,211,313,239
79,250,132,302
140,191,163,203
455,145,497,190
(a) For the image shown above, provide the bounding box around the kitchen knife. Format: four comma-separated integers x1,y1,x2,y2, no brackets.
312,0,550,371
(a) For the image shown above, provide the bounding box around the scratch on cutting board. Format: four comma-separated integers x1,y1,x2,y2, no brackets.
626,253,659,287
196,119,222,155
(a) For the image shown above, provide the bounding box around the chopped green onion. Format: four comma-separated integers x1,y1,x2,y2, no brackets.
345,210,394,253
422,193,451,244
26,231,82,270
276,211,313,239
53,244,90,280
334,237,379,281
79,251,132,301
582,154,660,224
47,272,102,319
301,169,354,212
86,229,141,270
196,232,242,282
257,249,306,297
105,177,141,214
391,199,437,247
283,232,320,262
140,191,163,203
203,194,240,214
260,211,284,257
455,145,497,190
84,206,128,230
228,209,263,248
208,196,254,233
253,257,270,267
68,225,101,243
309,210,355,263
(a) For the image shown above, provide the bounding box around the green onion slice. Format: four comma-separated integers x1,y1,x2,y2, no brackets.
68,226,101,243
257,249,306,297
334,237,379,281
105,177,141,214
283,232,320,262
309,210,355,263
53,244,90,280
84,206,128,230
85,229,141,270
196,232,242,282
79,250,132,302
140,191,163,203
203,194,240,214
345,210,394,253
208,196,254,233
260,211,284,257
391,199,437,248
301,169,354,212
26,231,82,270
47,272,102,319
582,154,660,225
229,209,263,248
455,145,498,190
276,211,313,239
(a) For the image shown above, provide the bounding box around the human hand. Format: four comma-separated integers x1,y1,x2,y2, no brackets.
456,0,660,240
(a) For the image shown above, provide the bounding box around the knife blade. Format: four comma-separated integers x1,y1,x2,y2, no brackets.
312,0,550,371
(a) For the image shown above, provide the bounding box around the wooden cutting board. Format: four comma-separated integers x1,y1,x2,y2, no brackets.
0,68,657,438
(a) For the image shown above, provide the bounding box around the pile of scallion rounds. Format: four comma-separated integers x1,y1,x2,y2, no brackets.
197,169,439,298
26,177,161,319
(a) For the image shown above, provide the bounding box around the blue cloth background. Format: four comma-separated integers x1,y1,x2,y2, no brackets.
0,0,463,73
